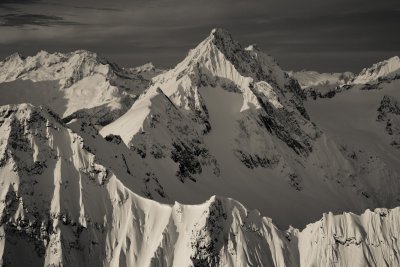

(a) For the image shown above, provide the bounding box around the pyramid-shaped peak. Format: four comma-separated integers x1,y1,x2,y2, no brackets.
154,27,291,91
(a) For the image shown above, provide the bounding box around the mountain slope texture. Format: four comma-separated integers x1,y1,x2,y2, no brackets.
0,28,400,266
101,29,400,228
0,104,399,266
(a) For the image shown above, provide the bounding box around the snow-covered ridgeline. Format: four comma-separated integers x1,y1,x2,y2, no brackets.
102,28,317,158
288,70,354,89
0,104,399,266
99,29,400,230
0,50,150,126
289,56,400,89
353,56,400,84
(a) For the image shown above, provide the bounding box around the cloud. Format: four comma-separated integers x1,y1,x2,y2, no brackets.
0,0,40,11
0,13,81,27
70,5,120,12
0,0,40,4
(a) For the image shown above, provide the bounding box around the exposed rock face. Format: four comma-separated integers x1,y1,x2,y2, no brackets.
377,95,400,148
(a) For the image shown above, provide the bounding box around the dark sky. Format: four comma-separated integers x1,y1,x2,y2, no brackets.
0,0,399,73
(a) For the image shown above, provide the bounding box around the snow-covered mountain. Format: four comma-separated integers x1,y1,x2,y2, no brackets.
1,28,400,266
128,62,165,80
294,56,400,99
0,104,399,266
101,29,400,229
303,55,400,151
288,70,354,89
287,70,354,99
353,56,400,85
0,50,150,126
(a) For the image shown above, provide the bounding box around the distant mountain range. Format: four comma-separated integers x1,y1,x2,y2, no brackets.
0,29,399,266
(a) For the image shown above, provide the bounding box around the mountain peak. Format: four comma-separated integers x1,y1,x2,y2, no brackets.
388,55,400,63
3,52,24,62
208,28,240,53
353,55,400,84
210,28,232,39
373,56,400,69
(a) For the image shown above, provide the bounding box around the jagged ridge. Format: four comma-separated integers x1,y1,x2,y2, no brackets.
0,104,399,266
0,50,151,126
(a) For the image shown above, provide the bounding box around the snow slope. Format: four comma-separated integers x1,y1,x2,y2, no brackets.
305,78,400,169
101,29,400,228
0,103,399,266
0,50,150,126
1,27,400,266
353,56,400,85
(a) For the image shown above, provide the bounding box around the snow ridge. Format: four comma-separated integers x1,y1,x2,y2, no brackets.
1,28,400,266
0,104,399,266
0,50,151,126
353,56,400,84
289,56,400,100
288,70,354,89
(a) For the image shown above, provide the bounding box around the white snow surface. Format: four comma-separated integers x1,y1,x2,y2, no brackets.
1,28,400,266
101,29,400,230
0,50,150,125
288,56,400,99
353,56,400,84
0,103,399,266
